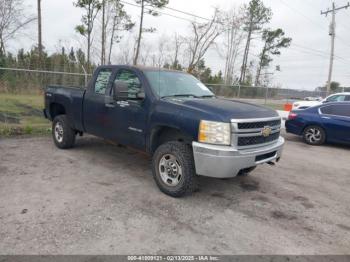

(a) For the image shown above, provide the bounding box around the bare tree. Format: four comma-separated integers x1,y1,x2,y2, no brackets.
0,0,36,55
186,9,222,74
74,0,102,70
170,33,184,69
133,0,169,65
106,0,134,65
222,8,244,85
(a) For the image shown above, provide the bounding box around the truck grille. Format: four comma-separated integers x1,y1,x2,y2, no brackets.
231,117,281,149
238,132,280,146
237,119,281,129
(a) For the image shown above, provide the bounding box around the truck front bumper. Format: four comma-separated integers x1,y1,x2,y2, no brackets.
192,137,284,178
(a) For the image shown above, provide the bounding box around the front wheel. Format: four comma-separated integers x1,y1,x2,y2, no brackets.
52,115,76,149
303,125,326,145
152,141,197,197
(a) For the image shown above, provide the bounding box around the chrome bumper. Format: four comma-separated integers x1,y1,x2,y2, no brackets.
192,137,284,178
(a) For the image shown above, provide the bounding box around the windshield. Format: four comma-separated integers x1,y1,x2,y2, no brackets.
144,70,214,98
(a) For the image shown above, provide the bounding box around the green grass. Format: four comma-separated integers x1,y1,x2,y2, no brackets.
264,103,284,111
0,94,51,137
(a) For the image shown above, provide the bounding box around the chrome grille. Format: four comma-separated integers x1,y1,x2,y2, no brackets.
231,117,281,149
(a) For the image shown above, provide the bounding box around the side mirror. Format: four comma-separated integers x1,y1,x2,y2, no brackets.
113,80,129,100
136,91,145,100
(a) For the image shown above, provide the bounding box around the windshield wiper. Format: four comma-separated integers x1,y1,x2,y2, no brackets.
161,94,201,99
198,95,215,98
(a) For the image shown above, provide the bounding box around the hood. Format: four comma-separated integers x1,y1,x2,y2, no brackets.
164,97,278,121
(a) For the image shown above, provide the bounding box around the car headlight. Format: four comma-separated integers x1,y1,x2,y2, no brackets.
198,120,231,145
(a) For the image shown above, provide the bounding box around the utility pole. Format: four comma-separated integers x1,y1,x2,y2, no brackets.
101,0,106,65
37,0,43,64
321,2,350,95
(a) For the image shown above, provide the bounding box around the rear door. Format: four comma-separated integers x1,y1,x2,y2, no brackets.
319,104,350,143
83,67,114,137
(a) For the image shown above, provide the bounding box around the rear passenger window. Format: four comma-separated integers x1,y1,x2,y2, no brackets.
320,105,350,117
345,96,350,101
94,69,112,94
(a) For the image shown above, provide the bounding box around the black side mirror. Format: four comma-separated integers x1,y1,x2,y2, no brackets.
136,91,145,100
113,80,129,100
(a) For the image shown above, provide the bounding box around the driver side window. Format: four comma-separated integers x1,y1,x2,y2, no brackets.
114,69,142,99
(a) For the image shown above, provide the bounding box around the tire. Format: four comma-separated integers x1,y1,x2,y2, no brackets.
302,125,326,145
52,115,76,149
237,166,257,177
152,141,197,197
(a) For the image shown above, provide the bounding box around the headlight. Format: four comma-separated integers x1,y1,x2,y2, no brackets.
198,120,231,145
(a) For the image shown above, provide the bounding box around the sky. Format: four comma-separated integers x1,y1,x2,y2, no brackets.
10,0,350,90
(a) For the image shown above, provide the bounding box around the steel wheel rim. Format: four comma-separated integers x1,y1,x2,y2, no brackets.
54,122,64,143
305,128,321,143
158,154,183,187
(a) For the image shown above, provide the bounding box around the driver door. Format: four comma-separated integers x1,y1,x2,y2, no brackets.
105,68,147,150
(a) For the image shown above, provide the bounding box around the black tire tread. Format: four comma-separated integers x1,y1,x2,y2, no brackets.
152,141,197,197
52,115,76,149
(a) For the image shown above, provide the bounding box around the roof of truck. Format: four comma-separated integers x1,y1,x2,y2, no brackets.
103,64,186,73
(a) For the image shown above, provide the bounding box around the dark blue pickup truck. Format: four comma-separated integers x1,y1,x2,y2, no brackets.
44,65,284,197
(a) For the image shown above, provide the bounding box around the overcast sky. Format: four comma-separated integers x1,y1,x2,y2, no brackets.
12,0,350,90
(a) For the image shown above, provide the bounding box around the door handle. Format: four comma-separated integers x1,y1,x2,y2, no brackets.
117,101,130,107
321,116,331,119
105,103,115,108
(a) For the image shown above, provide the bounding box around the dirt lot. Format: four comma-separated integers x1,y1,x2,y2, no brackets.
0,133,349,255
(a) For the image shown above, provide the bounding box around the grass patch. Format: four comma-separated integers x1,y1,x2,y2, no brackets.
0,93,51,137
264,103,284,111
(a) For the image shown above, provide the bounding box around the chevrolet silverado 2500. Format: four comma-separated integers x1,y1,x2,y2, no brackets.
43,65,284,197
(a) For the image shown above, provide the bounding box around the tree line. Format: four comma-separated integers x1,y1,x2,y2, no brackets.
0,0,293,93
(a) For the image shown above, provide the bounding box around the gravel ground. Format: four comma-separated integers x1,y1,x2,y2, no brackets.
0,133,349,255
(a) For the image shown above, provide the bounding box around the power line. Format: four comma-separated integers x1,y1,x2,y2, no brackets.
121,0,212,22
120,1,197,23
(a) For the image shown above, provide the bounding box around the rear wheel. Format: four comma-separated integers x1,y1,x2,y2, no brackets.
52,115,76,149
303,125,326,145
152,141,197,197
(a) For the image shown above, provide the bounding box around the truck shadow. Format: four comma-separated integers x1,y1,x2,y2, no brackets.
71,135,262,198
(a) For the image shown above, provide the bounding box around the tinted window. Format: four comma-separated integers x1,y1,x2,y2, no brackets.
320,105,350,117
345,95,350,101
94,69,112,94
327,95,346,102
114,69,141,99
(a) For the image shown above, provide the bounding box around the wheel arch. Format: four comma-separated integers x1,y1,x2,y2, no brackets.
149,125,194,153
49,103,66,120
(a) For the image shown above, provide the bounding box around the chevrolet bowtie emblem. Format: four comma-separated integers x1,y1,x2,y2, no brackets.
261,126,272,137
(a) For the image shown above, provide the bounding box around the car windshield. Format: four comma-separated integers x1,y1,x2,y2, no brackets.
144,70,214,98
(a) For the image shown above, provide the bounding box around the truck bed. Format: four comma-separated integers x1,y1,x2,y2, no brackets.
44,85,86,132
